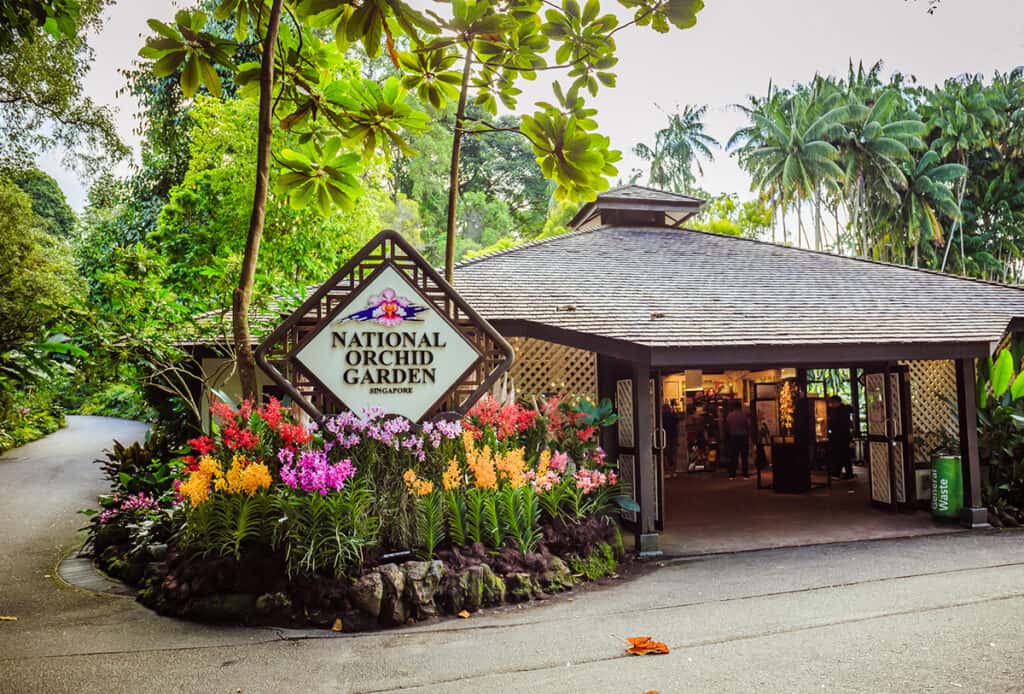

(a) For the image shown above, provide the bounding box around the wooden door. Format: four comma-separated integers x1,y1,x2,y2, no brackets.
865,366,914,509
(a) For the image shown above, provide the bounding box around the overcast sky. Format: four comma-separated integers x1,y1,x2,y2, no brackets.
41,0,1024,210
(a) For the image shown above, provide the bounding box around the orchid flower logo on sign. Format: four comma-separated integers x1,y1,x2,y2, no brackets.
342,287,427,326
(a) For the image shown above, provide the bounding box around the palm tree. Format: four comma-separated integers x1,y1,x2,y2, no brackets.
634,104,719,194
834,89,926,259
921,75,1000,273
738,91,846,250
900,149,967,267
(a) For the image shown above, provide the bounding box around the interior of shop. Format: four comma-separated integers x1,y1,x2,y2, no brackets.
654,368,957,556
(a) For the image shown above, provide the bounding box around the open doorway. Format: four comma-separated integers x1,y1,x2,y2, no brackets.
652,367,956,556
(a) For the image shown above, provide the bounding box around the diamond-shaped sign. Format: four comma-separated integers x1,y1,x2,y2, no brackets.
255,230,513,423
293,265,481,422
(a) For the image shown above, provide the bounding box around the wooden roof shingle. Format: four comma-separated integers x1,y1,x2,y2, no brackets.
452,225,1024,350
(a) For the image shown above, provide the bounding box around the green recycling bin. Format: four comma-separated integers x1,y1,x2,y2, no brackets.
931,455,963,519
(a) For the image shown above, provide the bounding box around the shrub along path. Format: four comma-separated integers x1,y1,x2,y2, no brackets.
3,417,1024,693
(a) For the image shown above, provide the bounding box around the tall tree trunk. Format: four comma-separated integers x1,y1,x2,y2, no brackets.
443,45,475,284
796,201,806,248
941,158,967,274
832,204,841,254
781,200,788,244
232,0,283,402
813,184,822,251
858,175,867,258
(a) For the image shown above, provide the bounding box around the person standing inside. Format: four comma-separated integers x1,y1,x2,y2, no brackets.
827,395,854,479
725,401,752,479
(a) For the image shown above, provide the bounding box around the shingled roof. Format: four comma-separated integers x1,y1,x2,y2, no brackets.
452,225,1024,351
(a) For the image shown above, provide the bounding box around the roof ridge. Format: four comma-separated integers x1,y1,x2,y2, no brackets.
454,226,599,269
604,183,705,203
667,225,1024,293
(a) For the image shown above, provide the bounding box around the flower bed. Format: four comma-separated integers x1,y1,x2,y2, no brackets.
83,394,632,630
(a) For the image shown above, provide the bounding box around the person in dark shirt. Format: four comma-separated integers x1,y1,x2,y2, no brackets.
827,395,854,479
725,401,752,479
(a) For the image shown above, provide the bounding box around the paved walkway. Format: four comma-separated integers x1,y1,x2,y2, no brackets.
2,417,1024,693
659,467,958,555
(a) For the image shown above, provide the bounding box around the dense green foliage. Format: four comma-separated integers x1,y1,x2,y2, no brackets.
7,168,77,238
726,62,1024,281
976,344,1024,515
0,0,125,172
0,180,83,450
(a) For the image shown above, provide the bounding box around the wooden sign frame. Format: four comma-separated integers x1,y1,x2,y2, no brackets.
255,229,514,423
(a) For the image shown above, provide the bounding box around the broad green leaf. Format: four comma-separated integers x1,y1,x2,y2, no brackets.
180,55,201,98
991,349,1014,397
1010,371,1024,400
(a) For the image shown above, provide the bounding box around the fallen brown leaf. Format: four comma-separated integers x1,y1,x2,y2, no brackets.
457,610,471,619
331,618,343,632
626,635,669,656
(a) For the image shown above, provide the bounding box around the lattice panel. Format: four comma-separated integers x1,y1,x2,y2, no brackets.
256,231,512,421
900,359,958,460
870,440,891,504
618,453,637,522
507,337,597,400
616,379,634,448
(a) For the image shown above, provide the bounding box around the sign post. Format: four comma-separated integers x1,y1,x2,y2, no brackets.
255,230,513,423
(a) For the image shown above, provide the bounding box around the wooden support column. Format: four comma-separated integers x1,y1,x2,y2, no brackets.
955,358,988,527
632,359,660,556
850,368,861,439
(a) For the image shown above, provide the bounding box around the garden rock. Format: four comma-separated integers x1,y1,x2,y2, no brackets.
479,564,506,606
540,557,575,592
146,543,168,561
403,560,444,619
505,572,539,603
350,571,384,619
377,563,406,626
440,571,467,614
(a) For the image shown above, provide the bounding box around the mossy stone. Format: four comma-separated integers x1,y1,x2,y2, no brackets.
403,560,444,619
505,572,539,603
540,556,575,592
350,571,384,619
376,563,406,626
480,565,506,606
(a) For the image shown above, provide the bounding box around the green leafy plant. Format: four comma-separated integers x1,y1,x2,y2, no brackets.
277,482,380,577
413,490,446,560
96,433,179,498
482,492,503,549
443,489,467,547
464,487,486,545
180,491,278,560
976,344,1024,510
498,486,541,554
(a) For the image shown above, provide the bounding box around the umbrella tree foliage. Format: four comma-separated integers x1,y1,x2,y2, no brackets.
138,0,706,399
